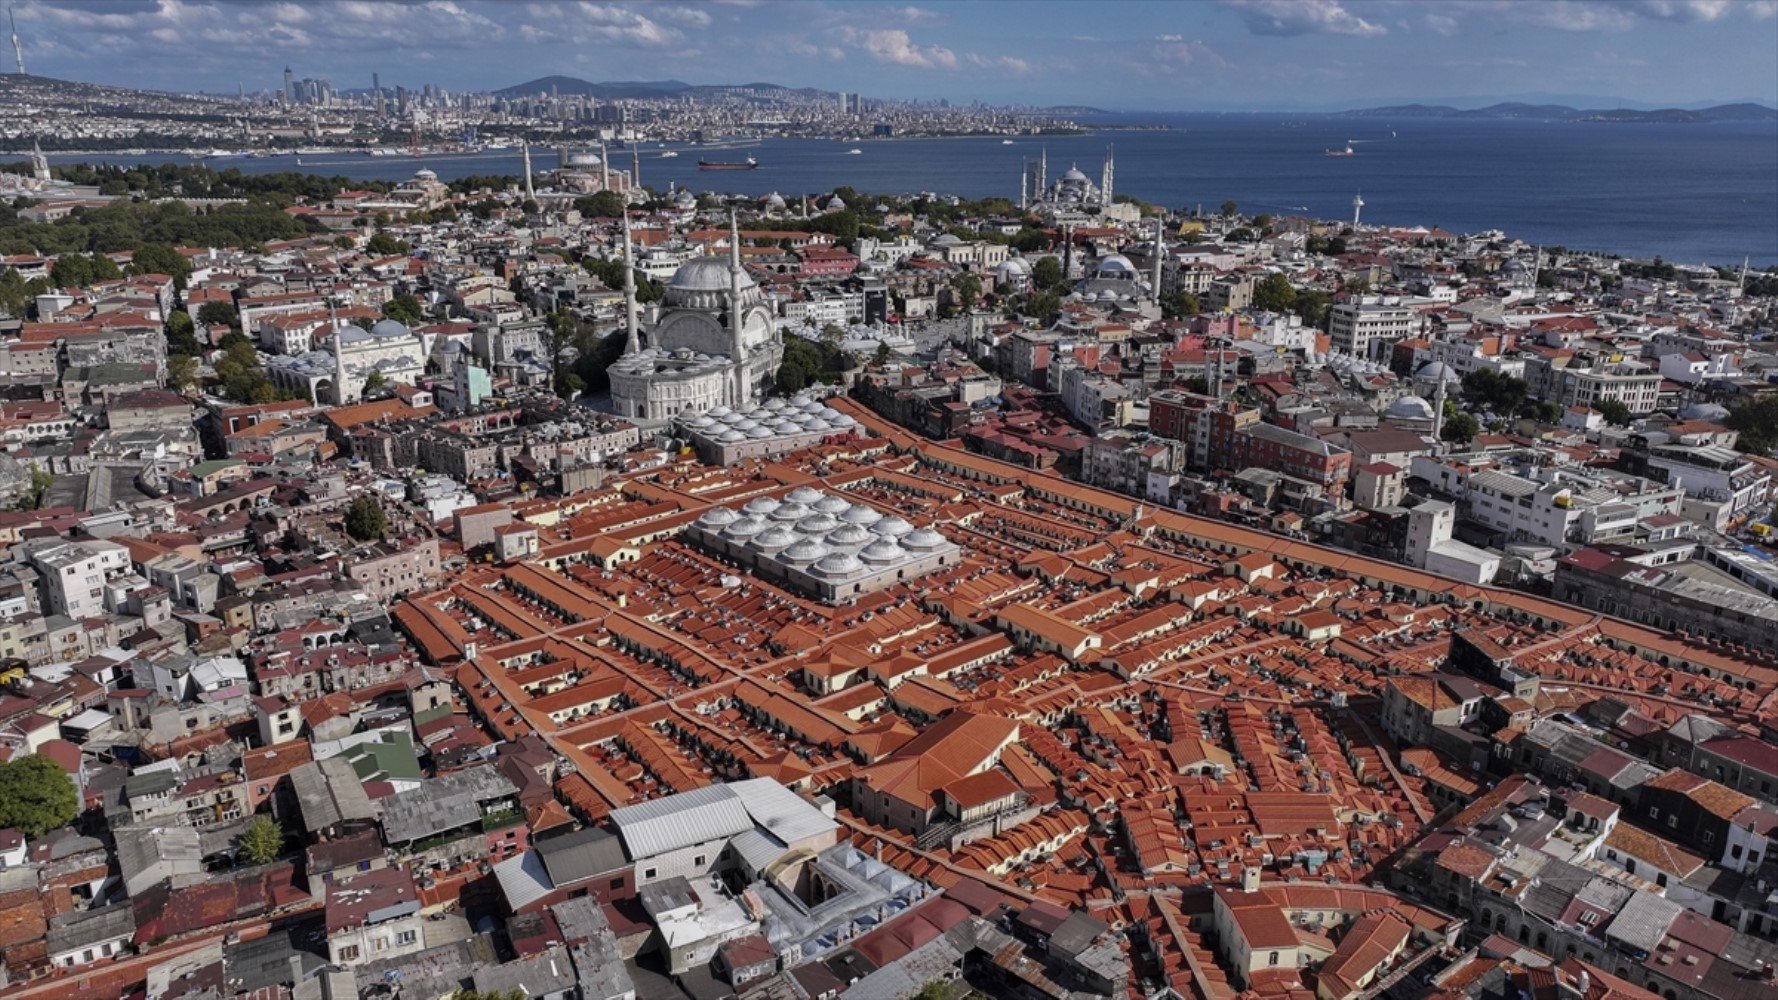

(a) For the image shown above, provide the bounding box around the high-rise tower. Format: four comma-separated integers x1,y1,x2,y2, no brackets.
1101,145,1114,207
1352,192,1364,229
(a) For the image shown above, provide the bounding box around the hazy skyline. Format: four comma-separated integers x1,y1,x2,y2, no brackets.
11,0,1778,110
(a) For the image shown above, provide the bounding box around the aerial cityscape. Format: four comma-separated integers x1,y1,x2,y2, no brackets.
0,2,1775,1000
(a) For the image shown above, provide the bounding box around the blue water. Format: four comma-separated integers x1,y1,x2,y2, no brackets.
47,112,1778,265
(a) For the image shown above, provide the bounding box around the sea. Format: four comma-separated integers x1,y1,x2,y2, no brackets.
44,112,1778,266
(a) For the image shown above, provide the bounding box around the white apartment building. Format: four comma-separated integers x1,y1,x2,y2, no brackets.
1328,295,1420,361
30,539,132,620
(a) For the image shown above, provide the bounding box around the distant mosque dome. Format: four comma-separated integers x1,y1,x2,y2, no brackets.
825,195,847,211
673,190,697,208
1415,361,1460,384
1095,254,1137,276
413,168,438,182
1061,167,1090,183
369,318,410,338
563,151,603,168
995,254,1033,287
1387,395,1436,422
762,192,787,210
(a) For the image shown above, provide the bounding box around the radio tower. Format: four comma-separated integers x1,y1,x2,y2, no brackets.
9,4,25,75
1351,192,1364,229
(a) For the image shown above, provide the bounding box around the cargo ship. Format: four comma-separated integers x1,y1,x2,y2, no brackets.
1324,142,1356,157
698,156,758,171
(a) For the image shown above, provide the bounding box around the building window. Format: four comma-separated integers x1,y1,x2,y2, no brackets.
339,945,360,962
1269,952,1280,966
644,867,657,880
397,930,416,946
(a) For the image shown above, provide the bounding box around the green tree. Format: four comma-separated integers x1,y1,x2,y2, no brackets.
49,252,122,288
1161,290,1201,320
362,370,388,395
1594,398,1632,427
344,496,387,542
366,232,410,257
239,815,285,865
1252,273,1297,314
1031,255,1064,291
1460,369,1531,416
1292,289,1330,329
1527,401,1563,423
197,300,239,329
1252,213,1273,232
333,235,356,250
1441,411,1480,445
129,242,191,287
1219,200,1239,218
1727,396,1778,455
212,339,280,402
166,310,200,356
572,191,628,218
382,293,424,326
0,269,31,317
166,354,198,394
0,754,78,838
872,341,891,365
913,982,954,1000
1025,289,1062,324
950,273,982,314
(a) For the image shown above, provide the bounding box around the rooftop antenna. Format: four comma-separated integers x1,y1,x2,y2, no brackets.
9,4,23,75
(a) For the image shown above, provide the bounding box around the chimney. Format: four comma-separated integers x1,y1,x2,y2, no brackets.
1241,865,1261,893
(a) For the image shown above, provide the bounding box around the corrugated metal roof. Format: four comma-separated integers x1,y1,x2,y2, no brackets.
493,850,553,912
609,783,753,858
608,778,839,863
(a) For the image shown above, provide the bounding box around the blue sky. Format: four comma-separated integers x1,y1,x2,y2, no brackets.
13,0,1778,110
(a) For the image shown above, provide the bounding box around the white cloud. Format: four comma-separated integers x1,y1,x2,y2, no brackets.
966,52,1030,73
836,27,957,69
1424,12,1457,36
1221,0,1386,37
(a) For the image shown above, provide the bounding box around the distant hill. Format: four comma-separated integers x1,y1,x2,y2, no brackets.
1339,101,1777,123
494,76,839,102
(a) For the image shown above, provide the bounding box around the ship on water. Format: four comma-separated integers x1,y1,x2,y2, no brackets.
1324,142,1356,157
698,156,758,171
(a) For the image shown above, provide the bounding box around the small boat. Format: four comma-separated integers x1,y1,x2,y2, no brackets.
698,156,758,171
1001,139,1014,145
1324,142,1355,157
847,148,862,155
660,150,679,158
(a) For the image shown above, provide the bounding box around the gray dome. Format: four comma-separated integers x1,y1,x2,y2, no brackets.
815,552,864,575
1095,254,1136,275
668,256,753,294
370,319,410,337
1415,361,1459,383
814,496,852,514
1386,395,1435,421
872,516,913,536
860,540,906,563
840,504,882,525
763,192,787,209
743,497,780,515
770,502,812,522
787,487,825,504
1062,167,1089,182
902,528,946,550
826,524,872,545
756,527,800,550
782,540,830,564
795,514,841,535
699,507,740,527
724,516,769,538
